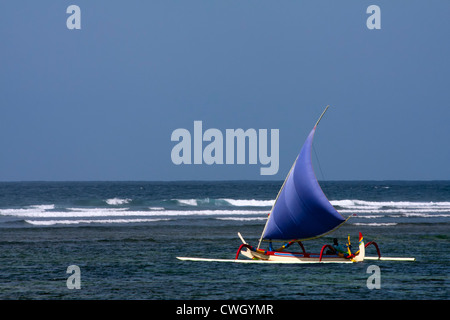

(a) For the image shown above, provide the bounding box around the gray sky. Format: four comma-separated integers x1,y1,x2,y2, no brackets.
1,1,449,181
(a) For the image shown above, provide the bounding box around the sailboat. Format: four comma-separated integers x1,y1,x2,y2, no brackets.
177,106,415,264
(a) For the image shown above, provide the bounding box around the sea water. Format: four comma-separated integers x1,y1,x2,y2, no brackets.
0,181,448,299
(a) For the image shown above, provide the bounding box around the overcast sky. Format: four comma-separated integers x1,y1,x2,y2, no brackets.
1,1,449,181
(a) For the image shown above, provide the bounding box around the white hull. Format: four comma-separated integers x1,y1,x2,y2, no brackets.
239,247,355,263
177,255,415,264
176,256,353,264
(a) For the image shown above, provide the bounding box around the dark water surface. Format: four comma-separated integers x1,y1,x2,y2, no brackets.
0,181,448,299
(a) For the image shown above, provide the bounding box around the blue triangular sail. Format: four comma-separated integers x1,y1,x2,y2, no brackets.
262,115,346,241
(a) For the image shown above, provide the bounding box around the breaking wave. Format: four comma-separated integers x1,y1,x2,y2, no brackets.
25,218,171,226
174,198,273,207
352,222,398,227
105,198,132,205
216,217,267,221
331,200,450,216
0,208,266,218
1,198,449,228
221,199,274,207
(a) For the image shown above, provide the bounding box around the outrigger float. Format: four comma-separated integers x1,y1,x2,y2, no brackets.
177,106,415,264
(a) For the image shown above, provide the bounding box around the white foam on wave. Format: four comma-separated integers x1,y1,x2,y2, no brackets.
105,198,132,205
216,217,267,221
332,199,450,209
339,208,450,215
333,200,450,218
68,208,129,212
174,198,274,207
174,198,450,212
1,209,267,218
389,213,450,218
176,199,198,206
29,204,55,210
25,218,171,226
3,198,448,227
221,199,274,207
352,222,398,227
0,204,55,216
352,215,381,219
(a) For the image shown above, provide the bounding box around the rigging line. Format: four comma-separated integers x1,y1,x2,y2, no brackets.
313,144,325,181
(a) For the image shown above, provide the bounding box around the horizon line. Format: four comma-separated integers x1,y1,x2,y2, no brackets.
0,179,449,183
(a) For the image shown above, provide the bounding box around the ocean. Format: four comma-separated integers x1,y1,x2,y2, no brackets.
0,181,448,300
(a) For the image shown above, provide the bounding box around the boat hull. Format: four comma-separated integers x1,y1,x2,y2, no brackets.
176,256,353,264
176,232,415,265
236,232,366,263
240,247,355,263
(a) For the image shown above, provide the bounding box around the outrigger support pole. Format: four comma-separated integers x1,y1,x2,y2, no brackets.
365,241,381,259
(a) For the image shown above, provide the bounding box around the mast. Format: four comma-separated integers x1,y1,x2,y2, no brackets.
315,105,330,128
256,105,331,249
